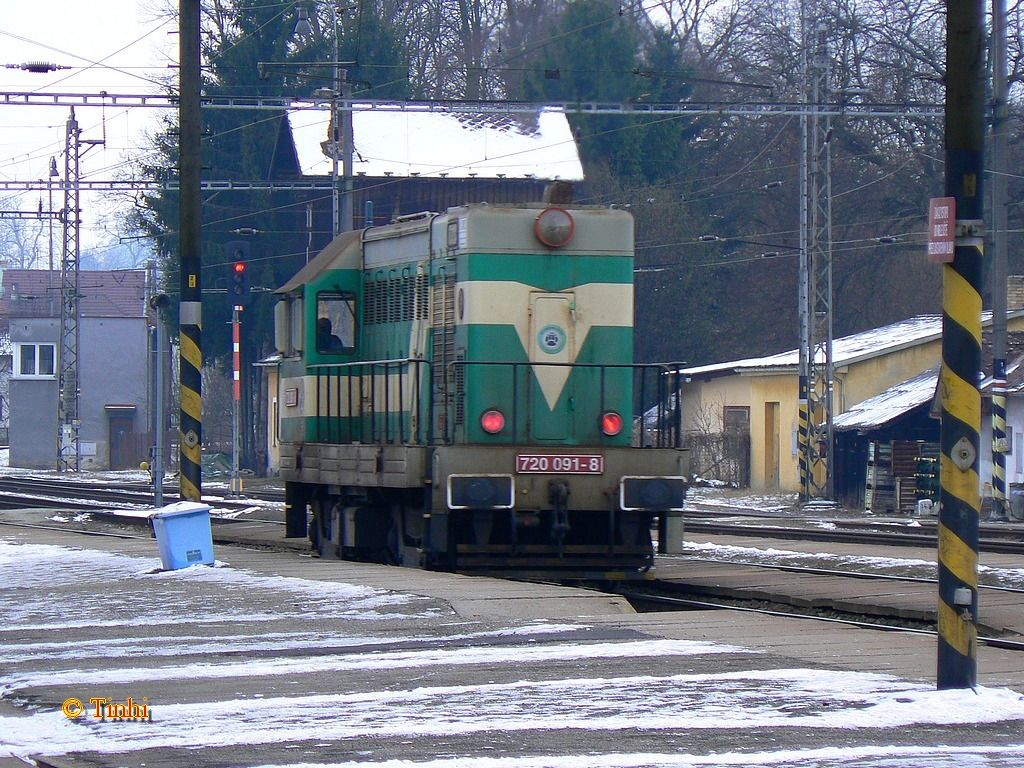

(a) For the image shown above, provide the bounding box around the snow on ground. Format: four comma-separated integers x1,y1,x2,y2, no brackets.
3,666,1024,760
249,746,1024,768
685,485,798,514
0,540,435,633
679,541,1024,589
3,537,1024,765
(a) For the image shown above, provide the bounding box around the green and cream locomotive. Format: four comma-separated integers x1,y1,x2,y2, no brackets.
275,202,688,576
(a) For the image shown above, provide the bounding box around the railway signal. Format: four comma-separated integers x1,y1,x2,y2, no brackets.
226,240,250,305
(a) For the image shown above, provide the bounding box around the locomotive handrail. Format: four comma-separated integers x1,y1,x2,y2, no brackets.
309,357,434,445
306,357,684,448
444,360,684,448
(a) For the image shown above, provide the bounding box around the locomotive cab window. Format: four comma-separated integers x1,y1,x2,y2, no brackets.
316,292,356,354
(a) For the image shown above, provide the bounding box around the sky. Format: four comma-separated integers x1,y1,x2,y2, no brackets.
0,0,174,251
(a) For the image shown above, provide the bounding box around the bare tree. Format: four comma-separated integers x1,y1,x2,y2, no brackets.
0,195,49,270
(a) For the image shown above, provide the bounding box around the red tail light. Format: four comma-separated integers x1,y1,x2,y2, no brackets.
601,411,623,436
481,409,505,434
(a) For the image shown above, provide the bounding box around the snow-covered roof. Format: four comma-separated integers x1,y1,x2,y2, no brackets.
833,367,938,431
287,108,583,180
681,313,1020,378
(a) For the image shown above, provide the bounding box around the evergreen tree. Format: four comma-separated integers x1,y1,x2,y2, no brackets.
130,0,408,471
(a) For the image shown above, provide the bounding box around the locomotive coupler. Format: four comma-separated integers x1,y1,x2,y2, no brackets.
548,481,571,556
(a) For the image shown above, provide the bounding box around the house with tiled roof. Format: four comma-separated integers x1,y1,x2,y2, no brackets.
2,269,151,470
679,309,1024,493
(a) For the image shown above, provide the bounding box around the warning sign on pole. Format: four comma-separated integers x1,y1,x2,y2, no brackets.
928,196,956,263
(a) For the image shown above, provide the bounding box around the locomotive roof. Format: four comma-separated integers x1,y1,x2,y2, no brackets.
276,229,362,294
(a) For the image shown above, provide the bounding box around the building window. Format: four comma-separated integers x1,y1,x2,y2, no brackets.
723,406,750,434
14,343,56,379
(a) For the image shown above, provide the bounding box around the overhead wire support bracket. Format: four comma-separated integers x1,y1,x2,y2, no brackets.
0,90,944,119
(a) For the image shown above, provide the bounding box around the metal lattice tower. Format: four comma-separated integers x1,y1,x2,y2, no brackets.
57,107,81,472
799,9,835,500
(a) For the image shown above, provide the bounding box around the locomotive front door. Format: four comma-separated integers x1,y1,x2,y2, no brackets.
528,293,575,440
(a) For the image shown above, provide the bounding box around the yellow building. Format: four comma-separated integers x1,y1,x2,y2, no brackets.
680,311,1024,491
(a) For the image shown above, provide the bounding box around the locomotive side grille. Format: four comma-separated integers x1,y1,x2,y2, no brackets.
399,274,414,322
364,274,425,325
415,272,429,319
432,274,456,439
454,350,465,425
363,279,383,325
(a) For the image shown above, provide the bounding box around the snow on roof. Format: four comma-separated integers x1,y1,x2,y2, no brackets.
287,107,583,180
682,314,952,378
833,367,938,432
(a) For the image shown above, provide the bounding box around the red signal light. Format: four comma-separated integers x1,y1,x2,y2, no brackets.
480,409,505,434
234,262,246,274
600,411,623,436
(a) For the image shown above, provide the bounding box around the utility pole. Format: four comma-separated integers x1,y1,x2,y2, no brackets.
229,304,243,498
798,1,835,501
937,0,984,690
55,108,93,472
178,0,204,502
989,0,1009,520
340,68,354,234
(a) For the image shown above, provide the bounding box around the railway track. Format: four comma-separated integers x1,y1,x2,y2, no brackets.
614,586,1024,653
0,475,284,513
682,517,1024,554
2,477,1021,655
0,474,1021,555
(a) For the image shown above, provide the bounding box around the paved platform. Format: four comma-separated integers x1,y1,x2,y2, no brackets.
2,513,1024,767
672,530,1024,637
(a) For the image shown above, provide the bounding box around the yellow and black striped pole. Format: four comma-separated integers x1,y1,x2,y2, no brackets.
798,375,809,499
937,0,983,690
178,0,203,503
992,364,1008,519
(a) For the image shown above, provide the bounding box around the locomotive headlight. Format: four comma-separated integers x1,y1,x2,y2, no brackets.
534,207,575,248
600,411,624,436
481,409,506,434
620,476,688,512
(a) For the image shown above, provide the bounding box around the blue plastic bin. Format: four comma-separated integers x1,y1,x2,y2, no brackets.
151,502,215,570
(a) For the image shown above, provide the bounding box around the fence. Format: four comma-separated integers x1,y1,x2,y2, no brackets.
682,431,751,486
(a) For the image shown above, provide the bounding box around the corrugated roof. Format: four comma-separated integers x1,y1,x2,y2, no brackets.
2,269,146,318
833,367,938,431
287,108,583,181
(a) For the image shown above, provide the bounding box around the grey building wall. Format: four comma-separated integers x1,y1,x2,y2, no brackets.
9,317,59,469
79,316,150,468
8,315,149,470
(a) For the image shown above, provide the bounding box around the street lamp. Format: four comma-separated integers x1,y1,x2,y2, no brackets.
295,3,354,236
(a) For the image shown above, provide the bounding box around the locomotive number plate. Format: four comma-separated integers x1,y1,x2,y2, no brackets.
515,454,604,474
